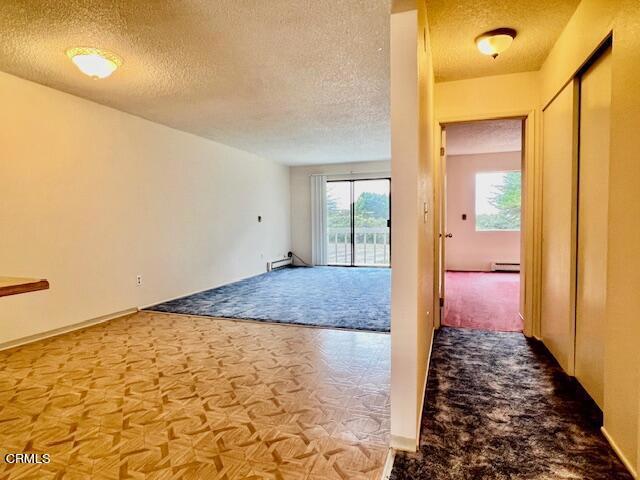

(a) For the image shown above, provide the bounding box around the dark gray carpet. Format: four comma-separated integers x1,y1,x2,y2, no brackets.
391,327,632,480
147,266,390,332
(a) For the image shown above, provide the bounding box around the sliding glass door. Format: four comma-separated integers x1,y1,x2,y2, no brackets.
326,181,352,265
326,178,390,267
354,179,391,266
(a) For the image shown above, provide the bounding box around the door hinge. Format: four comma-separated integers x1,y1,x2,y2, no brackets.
440,146,445,156
439,297,444,307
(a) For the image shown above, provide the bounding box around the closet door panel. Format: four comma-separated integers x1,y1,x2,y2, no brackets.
575,47,612,408
540,82,579,374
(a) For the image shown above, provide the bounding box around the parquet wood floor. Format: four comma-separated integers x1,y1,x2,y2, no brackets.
0,311,390,479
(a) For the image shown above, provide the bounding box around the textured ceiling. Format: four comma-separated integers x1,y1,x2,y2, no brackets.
446,119,522,156
0,1,390,166
426,0,580,82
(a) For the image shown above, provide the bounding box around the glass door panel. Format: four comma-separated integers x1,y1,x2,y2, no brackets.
353,179,390,266
327,181,352,266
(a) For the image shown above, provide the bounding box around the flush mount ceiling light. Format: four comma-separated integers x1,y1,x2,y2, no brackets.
475,28,517,58
65,47,122,79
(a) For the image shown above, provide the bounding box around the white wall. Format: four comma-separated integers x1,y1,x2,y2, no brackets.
289,160,390,264
445,151,521,271
606,2,640,472
435,71,540,120
0,70,291,345
390,4,436,451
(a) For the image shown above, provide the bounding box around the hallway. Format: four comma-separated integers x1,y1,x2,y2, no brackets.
444,272,522,332
390,327,631,479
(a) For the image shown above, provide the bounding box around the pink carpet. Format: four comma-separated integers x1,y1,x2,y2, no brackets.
443,271,522,332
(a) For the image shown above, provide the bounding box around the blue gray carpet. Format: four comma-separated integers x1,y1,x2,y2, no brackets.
147,266,390,332
391,327,632,479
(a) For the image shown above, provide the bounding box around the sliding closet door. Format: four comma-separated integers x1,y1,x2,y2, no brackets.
540,81,579,374
575,47,612,408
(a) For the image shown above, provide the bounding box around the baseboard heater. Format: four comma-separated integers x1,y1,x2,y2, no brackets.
491,262,520,272
267,257,292,272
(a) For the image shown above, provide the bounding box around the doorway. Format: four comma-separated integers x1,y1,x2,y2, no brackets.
326,178,391,267
439,119,525,332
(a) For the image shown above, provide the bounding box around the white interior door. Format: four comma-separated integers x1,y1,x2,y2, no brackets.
540,81,579,374
575,46,612,408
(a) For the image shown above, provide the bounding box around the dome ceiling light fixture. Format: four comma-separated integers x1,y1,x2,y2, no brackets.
65,47,122,79
475,28,517,59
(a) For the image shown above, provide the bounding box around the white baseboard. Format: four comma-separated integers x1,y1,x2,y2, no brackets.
137,271,267,311
138,286,218,310
0,308,138,352
519,312,531,337
390,435,417,452
602,427,637,478
380,448,396,480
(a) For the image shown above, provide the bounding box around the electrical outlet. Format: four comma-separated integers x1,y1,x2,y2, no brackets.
136,275,142,286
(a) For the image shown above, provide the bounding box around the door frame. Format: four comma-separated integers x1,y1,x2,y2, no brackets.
326,177,392,268
433,109,539,338
438,128,447,322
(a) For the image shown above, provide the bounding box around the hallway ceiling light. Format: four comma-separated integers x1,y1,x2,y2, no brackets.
475,28,517,58
65,47,122,79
